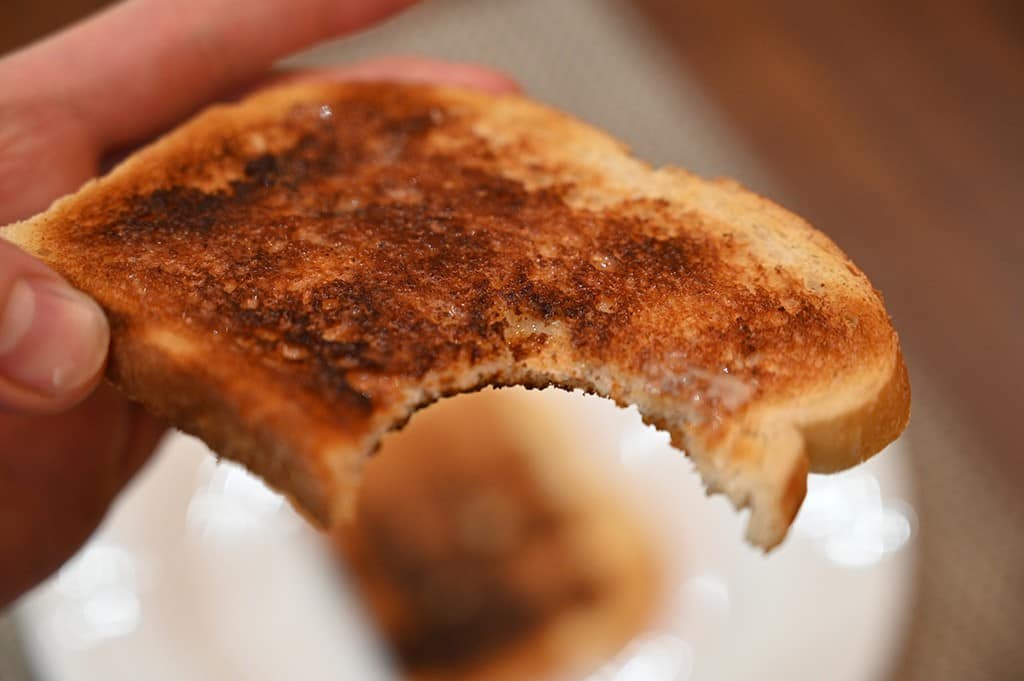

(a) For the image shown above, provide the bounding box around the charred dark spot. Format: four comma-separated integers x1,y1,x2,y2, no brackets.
113,186,228,234
244,154,278,182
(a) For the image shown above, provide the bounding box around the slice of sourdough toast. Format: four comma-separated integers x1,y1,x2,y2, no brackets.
2,82,910,549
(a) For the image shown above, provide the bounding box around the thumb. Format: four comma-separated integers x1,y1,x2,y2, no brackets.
0,239,108,413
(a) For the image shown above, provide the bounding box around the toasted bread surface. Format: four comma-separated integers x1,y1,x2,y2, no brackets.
335,388,661,681
3,82,909,548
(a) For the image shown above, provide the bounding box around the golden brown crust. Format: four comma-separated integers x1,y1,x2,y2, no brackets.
2,82,910,548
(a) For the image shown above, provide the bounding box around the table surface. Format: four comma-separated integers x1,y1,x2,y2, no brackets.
635,0,1024,479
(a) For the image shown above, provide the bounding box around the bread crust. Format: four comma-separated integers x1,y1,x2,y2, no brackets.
2,82,910,548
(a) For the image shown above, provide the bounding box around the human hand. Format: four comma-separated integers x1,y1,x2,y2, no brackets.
0,0,517,606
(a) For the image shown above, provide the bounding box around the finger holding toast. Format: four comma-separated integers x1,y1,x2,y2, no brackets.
0,0,517,606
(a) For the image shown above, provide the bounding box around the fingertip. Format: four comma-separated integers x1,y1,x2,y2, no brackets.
0,276,109,414
303,56,523,94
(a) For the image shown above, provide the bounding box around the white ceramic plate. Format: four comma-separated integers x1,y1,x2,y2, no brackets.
16,389,916,681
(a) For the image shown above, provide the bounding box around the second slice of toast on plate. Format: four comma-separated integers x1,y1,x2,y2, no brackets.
334,388,662,681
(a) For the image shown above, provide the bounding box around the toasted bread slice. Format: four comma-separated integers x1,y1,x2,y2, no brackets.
334,387,661,681
2,82,909,548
